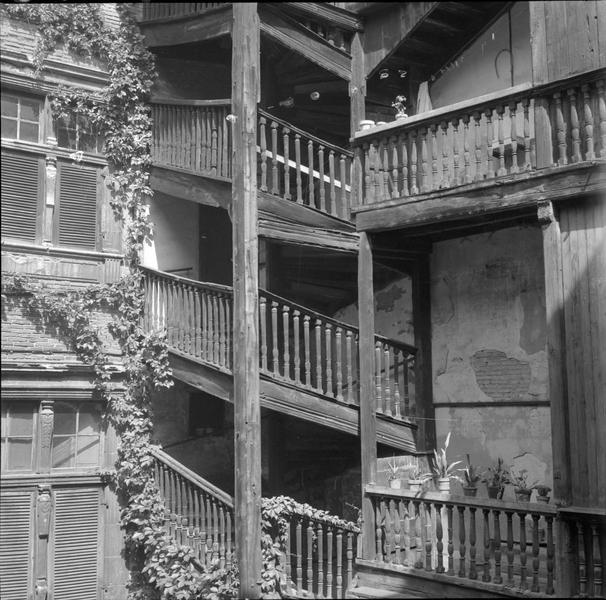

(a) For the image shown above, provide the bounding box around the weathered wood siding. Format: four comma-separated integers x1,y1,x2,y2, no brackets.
559,197,606,508
531,1,606,85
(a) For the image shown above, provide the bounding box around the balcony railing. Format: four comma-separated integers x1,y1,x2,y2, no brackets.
352,71,605,207
140,3,228,22
141,267,416,422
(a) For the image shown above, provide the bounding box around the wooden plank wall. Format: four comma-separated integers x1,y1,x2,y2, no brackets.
558,197,606,508
531,1,606,85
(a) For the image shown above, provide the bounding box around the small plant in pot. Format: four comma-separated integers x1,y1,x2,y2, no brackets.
407,466,432,493
460,454,482,497
511,469,538,502
482,458,510,499
432,433,462,493
534,484,551,503
386,455,403,489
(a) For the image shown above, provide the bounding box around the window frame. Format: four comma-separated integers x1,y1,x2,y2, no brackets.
1,92,43,144
0,402,39,475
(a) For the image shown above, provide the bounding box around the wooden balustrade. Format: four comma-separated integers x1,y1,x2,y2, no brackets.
258,108,353,219
296,17,351,53
142,267,416,421
366,486,558,596
152,448,235,570
141,2,227,21
151,100,232,180
282,514,359,598
353,73,605,206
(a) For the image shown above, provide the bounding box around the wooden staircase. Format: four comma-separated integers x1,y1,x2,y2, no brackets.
142,267,418,451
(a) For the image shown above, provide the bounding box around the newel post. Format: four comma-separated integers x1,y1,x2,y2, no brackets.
358,231,377,559
232,3,262,597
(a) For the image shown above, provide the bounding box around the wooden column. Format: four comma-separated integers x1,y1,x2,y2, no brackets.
538,201,572,597
358,231,377,559
350,32,366,136
232,4,262,597
412,254,436,451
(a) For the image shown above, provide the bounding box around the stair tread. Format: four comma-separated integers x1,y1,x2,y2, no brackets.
349,586,427,599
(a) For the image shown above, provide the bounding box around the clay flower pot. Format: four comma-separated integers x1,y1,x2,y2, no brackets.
437,477,451,493
408,479,424,493
514,488,532,502
462,485,478,497
487,485,502,499
389,478,402,490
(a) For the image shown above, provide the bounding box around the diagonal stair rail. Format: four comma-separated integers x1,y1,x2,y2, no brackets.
151,448,359,598
142,266,417,423
150,101,353,220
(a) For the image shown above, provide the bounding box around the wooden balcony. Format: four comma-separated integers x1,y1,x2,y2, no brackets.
351,70,606,231
141,267,417,450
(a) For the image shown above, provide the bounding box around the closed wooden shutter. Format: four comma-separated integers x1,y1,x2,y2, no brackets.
52,487,101,600
0,491,33,600
57,162,99,250
1,150,41,242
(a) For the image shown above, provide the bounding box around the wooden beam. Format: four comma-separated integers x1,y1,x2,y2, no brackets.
278,2,363,32
259,6,352,81
358,232,377,559
350,31,366,135
232,4,262,597
353,162,606,232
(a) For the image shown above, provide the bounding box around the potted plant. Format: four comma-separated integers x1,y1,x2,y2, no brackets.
511,470,538,502
407,466,432,493
482,458,510,499
534,484,551,503
392,95,408,119
386,456,402,489
460,454,482,497
432,433,462,493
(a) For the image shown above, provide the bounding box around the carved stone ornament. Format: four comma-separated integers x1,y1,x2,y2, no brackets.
39,400,54,452
36,485,52,538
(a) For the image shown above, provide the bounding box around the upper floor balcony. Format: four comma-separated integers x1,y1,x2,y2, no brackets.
350,69,605,231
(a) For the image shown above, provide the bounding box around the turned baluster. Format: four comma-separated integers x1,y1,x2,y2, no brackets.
219,293,227,367
393,499,402,565
211,108,218,176
496,105,506,176
194,289,202,358
307,521,314,591
424,502,433,571
410,131,419,194
329,150,337,215
282,305,290,379
484,108,496,179
363,142,373,204
346,532,354,592
315,319,323,392
327,526,334,596
317,522,324,598
413,501,423,568
451,117,461,184
201,291,209,360
383,499,393,562
430,124,439,190
436,502,445,573
489,510,501,585
393,350,402,419
597,80,606,158
336,528,343,597
469,507,477,579
531,513,540,592
399,133,409,196
379,138,389,201
582,84,595,160
166,281,175,345
519,511,528,590
577,520,587,596
462,115,472,183
390,136,399,198
346,330,354,404
283,127,291,200
205,494,213,564
212,293,220,364
446,504,454,576
383,346,392,417
259,297,268,372
308,140,315,207
296,518,303,590
293,310,301,384
212,500,219,562
592,522,602,598
271,121,279,194
167,104,175,165
440,120,450,187
568,88,582,163
259,116,268,191
303,315,311,387
375,499,383,560
339,154,348,219
325,323,334,397
482,509,492,582
458,506,466,578
509,101,519,174
295,134,303,203
284,523,291,584
335,327,343,401
225,511,233,570
521,98,533,170
420,127,429,192
271,301,279,376
554,92,568,165
403,355,410,417
546,516,554,595
319,145,326,212
375,341,383,413
473,111,483,181
219,505,226,568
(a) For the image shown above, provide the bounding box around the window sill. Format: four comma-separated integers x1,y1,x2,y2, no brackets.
1,240,124,261
1,137,107,165
0,471,110,488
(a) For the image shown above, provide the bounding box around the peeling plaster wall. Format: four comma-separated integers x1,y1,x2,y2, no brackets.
431,225,552,493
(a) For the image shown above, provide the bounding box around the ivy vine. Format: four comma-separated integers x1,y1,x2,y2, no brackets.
1,5,357,599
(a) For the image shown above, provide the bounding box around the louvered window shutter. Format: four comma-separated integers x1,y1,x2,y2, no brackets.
52,487,101,600
0,491,34,600
57,162,99,250
1,150,41,243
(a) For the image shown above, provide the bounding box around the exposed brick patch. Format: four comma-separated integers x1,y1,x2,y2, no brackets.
470,349,531,402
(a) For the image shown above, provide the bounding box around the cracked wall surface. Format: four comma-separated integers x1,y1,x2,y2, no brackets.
431,225,552,494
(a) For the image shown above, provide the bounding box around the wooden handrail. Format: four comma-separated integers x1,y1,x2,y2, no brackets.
151,97,231,107
153,447,234,509
140,265,233,294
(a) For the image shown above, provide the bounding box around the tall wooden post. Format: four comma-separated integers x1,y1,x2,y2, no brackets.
358,231,377,559
232,4,262,597
538,201,572,597
349,32,366,137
